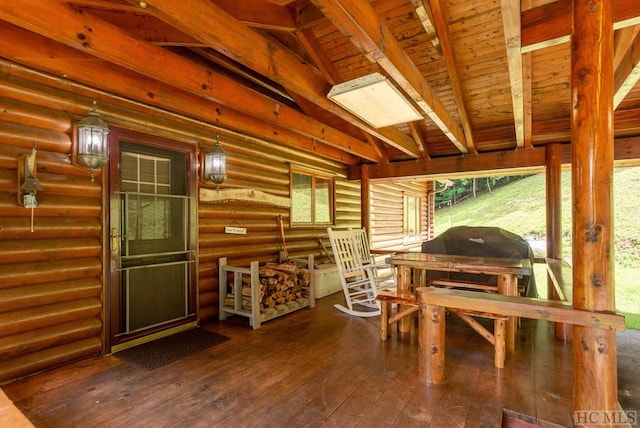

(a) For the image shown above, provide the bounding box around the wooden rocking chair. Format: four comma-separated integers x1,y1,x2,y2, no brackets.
327,227,396,317
349,227,396,287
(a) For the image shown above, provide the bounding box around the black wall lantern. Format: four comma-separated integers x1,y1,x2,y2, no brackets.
204,135,227,189
77,101,109,181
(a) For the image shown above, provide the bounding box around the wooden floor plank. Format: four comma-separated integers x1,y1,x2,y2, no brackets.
1,292,638,427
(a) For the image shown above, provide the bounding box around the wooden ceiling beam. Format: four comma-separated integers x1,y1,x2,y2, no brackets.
71,9,207,47
522,0,640,53
67,0,141,13
614,25,640,69
210,0,297,31
361,131,387,160
614,29,640,109
0,24,359,165
313,0,468,154
351,147,547,180
295,28,341,86
522,49,533,148
350,136,640,180
424,0,476,153
292,2,326,31
407,122,428,158
191,47,295,105
500,0,525,149
126,0,422,158
0,1,380,162
410,0,442,54
521,0,533,149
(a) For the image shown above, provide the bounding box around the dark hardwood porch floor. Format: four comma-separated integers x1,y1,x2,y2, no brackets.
3,292,638,427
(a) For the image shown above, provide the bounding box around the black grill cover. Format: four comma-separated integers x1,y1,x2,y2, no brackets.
421,226,537,297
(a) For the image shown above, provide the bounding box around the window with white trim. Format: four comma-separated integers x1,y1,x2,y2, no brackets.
403,194,421,242
291,169,334,225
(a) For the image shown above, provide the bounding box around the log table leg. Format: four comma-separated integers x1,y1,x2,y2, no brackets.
494,318,505,369
498,273,517,352
397,265,412,333
418,295,446,384
380,300,390,340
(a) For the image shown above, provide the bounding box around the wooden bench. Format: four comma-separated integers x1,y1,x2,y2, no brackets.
416,286,625,384
377,290,510,369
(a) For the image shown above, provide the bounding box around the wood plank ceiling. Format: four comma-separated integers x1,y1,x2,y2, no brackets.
0,0,639,177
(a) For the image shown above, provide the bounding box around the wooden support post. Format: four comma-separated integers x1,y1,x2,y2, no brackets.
546,143,571,340
571,0,618,419
418,298,446,384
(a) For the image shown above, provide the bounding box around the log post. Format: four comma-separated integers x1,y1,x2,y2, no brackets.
360,164,370,232
417,288,446,384
497,273,516,352
397,265,412,333
494,318,505,369
380,300,389,340
546,143,571,340
571,0,618,420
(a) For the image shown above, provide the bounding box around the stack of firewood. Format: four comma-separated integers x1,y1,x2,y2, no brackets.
224,261,310,312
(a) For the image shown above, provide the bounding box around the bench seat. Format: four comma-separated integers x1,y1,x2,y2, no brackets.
415,286,625,384
376,290,510,368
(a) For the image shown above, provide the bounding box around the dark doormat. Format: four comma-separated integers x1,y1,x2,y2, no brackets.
115,328,229,371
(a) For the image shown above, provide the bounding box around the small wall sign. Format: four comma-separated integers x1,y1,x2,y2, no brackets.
225,226,247,235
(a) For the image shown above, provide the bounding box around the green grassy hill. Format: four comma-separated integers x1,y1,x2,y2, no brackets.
434,167,640,328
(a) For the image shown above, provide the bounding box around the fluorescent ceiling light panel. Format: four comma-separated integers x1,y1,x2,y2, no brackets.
327,72,423,128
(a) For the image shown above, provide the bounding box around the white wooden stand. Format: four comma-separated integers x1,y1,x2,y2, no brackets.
218,255,315,329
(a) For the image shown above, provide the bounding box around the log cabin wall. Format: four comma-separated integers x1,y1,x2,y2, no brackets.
0,63,360,383
198,155,361,321
368,180,431,251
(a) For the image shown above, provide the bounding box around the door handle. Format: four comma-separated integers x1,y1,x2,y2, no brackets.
110,227,125,252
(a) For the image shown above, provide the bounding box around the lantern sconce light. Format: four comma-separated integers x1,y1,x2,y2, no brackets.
76,101,109,182
204,135,227,189
18,145,43,232
19,145,43,208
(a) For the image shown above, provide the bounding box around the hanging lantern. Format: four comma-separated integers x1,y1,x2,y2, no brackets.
77,101,109,181
204,136,227,188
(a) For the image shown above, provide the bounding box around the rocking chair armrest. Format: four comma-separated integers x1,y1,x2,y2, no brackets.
342,264,376,276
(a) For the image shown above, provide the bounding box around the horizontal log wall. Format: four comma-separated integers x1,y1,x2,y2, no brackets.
0,63,360,382
369,180,430,251
198,151,359,321
0,76,103,383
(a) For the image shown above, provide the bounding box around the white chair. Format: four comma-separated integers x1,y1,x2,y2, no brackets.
349,227,396,287
326,227,395,317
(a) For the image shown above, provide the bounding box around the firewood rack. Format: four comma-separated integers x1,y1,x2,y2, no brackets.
218,255,315,329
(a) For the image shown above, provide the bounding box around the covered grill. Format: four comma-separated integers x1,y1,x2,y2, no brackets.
421,226,537,297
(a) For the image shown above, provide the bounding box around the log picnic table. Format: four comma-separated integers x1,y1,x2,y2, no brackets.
388,252,531,352
383,253,623,385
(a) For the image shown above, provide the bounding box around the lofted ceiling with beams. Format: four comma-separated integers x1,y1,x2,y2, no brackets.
0,0,640,177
